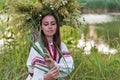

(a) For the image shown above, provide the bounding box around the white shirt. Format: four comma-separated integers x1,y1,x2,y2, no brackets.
26,42,74,80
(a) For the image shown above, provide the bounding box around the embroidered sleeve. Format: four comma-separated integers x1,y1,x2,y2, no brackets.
56,42,74,77
26,42,48,80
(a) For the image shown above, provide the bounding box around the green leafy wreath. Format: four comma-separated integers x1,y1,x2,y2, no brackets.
3,0,82,30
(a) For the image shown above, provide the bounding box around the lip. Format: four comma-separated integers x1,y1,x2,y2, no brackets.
48,30,54,32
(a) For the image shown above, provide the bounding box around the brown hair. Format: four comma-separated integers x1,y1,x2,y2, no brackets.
39,12,61,50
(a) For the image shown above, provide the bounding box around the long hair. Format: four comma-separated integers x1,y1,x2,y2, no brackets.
39,12,61,51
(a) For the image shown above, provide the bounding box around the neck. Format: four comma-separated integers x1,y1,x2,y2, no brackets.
46,36,53,43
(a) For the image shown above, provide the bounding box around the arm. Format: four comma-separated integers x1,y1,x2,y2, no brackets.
56,42,74,77
26,42,48,80
26,42,60,80
44,49,60,80
42,42,74,78
56,54,74,77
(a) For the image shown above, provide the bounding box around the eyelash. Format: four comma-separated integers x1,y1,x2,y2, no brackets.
44,23,56,26
44,24,48,26
52,23,56,25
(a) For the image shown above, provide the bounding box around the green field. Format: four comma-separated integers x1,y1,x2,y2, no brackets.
61,24,120,80
95,17,120,48
0,23,120,79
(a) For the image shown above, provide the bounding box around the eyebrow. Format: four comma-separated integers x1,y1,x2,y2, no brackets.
50,21,56,22
43,21,56,23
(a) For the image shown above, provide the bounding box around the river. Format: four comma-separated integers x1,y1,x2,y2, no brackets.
80,13,120,24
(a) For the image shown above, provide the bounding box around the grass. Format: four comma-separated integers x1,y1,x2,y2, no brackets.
0,17,120,80
61,25,120,80
0,0,120,80
0,34,29,80
95,18,120,48
73,51,120,80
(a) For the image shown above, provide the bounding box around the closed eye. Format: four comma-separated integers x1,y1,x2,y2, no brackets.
51,21,56,25
43,23,48,26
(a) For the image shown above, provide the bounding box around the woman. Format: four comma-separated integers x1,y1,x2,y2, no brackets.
26,12,74,80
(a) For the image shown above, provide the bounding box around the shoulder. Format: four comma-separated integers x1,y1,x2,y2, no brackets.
61,42,68,51
61,42,66,47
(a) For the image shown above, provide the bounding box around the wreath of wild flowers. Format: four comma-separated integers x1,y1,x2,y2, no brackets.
4,0,82,30
2,0,82,80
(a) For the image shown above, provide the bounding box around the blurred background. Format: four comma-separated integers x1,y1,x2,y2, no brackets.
0,0,120,80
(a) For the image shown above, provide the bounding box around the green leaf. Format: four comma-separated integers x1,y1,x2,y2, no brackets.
58,77,65,80
69,63,82,80
38,33,47,53
34,66,48,73
27,35,45,58
54,42,71,77
60,70,67,74
0,0,5,10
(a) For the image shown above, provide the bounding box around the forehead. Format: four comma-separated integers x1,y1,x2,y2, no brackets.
42,15,56,22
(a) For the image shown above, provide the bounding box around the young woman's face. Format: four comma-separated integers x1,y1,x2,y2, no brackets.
41,15,57,37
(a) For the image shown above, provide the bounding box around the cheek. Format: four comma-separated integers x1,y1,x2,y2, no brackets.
41,27,46,33
54,26,57,32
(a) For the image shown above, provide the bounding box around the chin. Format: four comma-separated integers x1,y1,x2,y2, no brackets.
46,35,54,37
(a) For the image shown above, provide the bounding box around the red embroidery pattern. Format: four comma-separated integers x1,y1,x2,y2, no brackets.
29,72,33,77
62,51,70,57
31,56,45,66
50,44,57,61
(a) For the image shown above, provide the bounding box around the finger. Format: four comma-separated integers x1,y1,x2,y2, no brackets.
45,72,55,80
50,66,59,73
49,66,58,72
52,69,60,79
50,66,57,71
49,67,60,79
45,53,51,58
45,58,53,62
52,72,60,79
45,48,50,54
44,48,51,58
52,70,59,75
50,71,59,79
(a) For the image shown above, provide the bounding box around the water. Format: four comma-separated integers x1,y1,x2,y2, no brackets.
80,13,120,24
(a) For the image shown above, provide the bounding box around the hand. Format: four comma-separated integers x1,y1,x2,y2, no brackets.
45,48,55,69
44,66,60,80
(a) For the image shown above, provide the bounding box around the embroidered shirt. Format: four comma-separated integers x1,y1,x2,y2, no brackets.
26,42,74,80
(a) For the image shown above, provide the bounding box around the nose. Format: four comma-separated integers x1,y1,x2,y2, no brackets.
48,25,52,29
